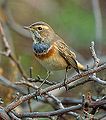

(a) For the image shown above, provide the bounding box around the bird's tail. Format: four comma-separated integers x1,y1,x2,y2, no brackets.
76,61,87,71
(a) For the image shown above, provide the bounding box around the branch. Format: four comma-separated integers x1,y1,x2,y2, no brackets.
12,104,82,118
0,22,27,79
90,41,100,68
0,76,26,95
89,75,106,85
0,107,11,120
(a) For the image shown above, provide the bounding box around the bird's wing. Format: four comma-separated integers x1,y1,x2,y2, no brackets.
54,39,79,73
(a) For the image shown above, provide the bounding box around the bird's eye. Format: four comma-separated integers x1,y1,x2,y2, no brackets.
37,27,43,31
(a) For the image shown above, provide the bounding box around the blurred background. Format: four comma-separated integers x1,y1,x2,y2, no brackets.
0,0,106,119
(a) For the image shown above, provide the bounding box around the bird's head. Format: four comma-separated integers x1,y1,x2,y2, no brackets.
24,21,55,44
24,21,55,54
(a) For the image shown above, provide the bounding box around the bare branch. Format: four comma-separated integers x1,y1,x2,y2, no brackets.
89,75,106,85
90,41,100,68
12,104,82,118
0,107,11,120
0,76,26,95
0,22,27,79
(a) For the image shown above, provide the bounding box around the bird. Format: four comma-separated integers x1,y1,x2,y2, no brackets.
24,21,86,87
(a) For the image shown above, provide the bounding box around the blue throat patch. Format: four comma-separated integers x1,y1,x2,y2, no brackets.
32,42,50,54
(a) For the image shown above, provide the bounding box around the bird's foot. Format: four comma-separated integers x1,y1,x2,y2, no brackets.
64,78,69,91
35,88,41,101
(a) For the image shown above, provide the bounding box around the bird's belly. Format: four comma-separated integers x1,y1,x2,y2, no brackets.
35,52,68,71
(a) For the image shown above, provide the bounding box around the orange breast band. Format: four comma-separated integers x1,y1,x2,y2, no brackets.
34,46,55,60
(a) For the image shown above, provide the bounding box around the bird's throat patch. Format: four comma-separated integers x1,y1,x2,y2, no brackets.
33,42,50,54
33,43,55,60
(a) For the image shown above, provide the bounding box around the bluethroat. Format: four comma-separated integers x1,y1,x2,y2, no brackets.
24,22,86,80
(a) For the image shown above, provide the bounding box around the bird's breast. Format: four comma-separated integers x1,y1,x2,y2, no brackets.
33,45,68,71
32,42,50,54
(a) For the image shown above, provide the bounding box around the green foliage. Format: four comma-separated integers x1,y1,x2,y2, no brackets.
53,1,95,46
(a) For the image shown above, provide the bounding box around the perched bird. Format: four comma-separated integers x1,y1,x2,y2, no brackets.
24,21,86,77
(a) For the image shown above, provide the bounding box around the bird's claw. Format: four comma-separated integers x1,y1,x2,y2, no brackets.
35,87,41,101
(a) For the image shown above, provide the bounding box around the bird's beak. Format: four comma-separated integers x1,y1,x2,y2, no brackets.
23,26,30,30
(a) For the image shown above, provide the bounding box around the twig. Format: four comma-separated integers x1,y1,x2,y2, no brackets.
0,22,27,79
89,99,106,108
27,67,33,112
8,112,21,120
38,71,51,89
47,94,80,118
28,77,56,85
0,76,26,94
90,41,100,68
12,104,82,118
15,80,38,90
61,98,82,105
47,93,64,109
0,107,11,120
89,75,106,85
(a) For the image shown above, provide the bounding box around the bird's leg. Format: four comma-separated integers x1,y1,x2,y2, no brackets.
64,67,69,91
